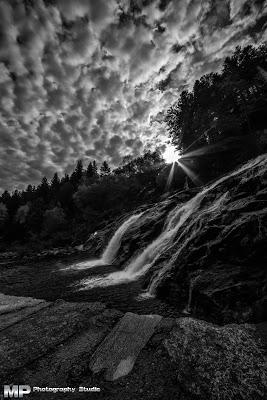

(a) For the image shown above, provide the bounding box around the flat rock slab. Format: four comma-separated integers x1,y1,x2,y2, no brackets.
89,312,162,381
0,300,107,380
14,309,123,388
0,293,51,331
0,302,51,332
0,293,45,315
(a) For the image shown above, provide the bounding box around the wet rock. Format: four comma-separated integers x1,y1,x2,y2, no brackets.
152,155,267,323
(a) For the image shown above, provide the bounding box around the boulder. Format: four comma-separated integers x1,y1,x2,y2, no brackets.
89,312,162,381
164,317,267,400
151,155,267,323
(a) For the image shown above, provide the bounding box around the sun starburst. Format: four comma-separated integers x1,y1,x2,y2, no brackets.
163,144,181,164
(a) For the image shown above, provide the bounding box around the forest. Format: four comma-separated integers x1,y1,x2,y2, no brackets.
0,44,266,252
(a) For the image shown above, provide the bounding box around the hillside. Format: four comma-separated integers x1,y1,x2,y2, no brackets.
81,154,267,324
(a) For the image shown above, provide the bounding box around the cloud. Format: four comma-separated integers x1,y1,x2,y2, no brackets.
0,0,266,191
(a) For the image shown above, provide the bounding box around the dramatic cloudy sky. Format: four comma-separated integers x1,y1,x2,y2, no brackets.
0,0,266,192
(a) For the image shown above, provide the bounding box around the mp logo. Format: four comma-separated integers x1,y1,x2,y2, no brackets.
3,386,31,398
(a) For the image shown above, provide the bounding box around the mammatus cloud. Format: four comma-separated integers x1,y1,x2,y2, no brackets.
0,0,266,191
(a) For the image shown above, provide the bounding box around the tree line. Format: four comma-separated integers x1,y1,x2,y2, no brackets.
0,151,163,249
166,44,267,181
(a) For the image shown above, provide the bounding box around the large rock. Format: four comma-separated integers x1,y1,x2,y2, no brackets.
0,299,121,381
0,293,51,331
89,312,162,380
0,293,46,315
149,155,267,323
164,317,267,400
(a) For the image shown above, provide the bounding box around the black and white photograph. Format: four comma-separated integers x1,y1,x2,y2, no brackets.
0,0,267,399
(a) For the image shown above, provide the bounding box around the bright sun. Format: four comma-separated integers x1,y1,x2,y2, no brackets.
163,144,181,164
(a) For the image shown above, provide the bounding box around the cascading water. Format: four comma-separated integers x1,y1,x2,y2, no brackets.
78,155,266,291
125,195,201,276
102,212,144,264
68,212,143,270
147,156,266,295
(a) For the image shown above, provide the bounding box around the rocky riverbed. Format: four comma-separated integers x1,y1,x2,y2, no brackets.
0,293,266,400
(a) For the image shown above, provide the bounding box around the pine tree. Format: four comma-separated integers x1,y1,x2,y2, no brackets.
24,184,34,202
61,174,70,185
1,190,11,205
37,177,50,200
0,202,8,228
86,161,99,183
100,161,111,177
86,162,94,179
92,160,98,177
51,172,60,191
70,160,84,188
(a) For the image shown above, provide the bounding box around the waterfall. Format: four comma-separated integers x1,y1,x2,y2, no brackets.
78,155,266,290
146,156,266,295
124,193,203,280
102,212,143,264
126,156,265,287
69,212,143,270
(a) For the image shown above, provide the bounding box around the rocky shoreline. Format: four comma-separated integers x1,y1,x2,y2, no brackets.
0,293,266,400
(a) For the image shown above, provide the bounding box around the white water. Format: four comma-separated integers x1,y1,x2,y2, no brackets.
68,212,143,270
78,155,266,291
102,212,144,263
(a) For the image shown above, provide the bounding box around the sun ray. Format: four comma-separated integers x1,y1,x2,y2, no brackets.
178,159,202,186
166,161,176,190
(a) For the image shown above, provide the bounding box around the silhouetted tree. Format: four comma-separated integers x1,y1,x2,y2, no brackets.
86,162,93,178
37,177,50,201
61,174,70,184
100,161,111,177
23,184,35,203
26,197,46,233
42,206,66,235
1,190,11,208
70,160,84,188
51,173,60,191
114,151,163,176
166,44,267,155
15,204,30,224
92,160,98,176
0,203,8,229
58,182,74,210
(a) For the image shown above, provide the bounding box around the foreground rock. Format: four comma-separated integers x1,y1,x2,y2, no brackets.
164,318,267,400
0,297,121,382
0,293,46,315
0,293,49,331
0,294,266,399
90,312,162,380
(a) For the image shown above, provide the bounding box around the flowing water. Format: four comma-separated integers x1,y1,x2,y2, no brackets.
65,212,143,270
1,156,265,316
78,155,266,295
